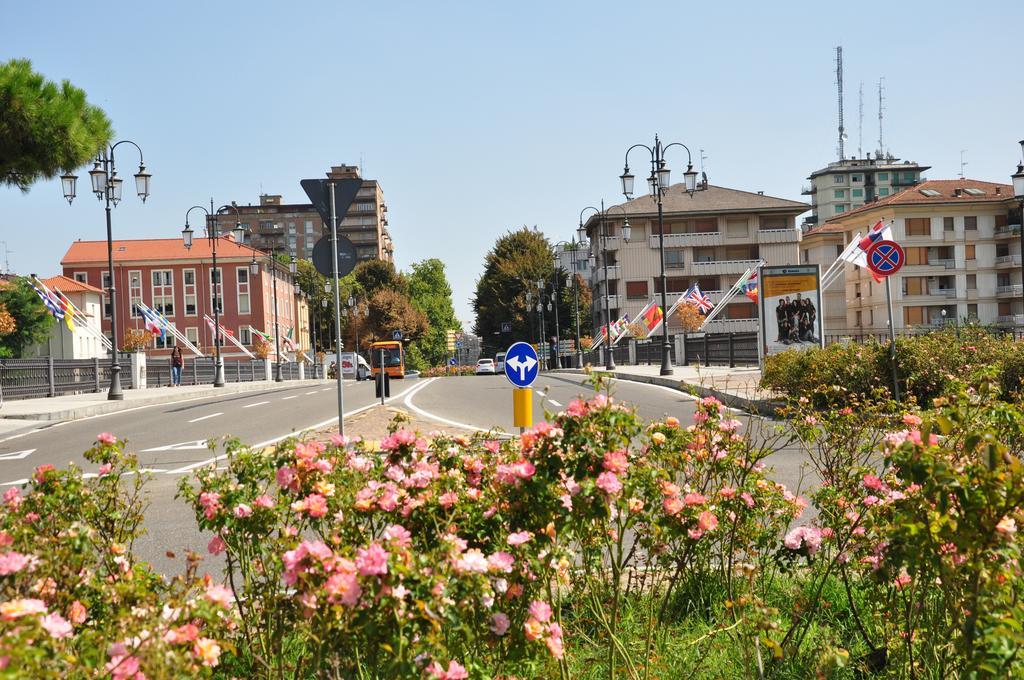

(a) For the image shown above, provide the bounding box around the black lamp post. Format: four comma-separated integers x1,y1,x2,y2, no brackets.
535,279,549,371
1011,140,1024,327
580,202,630,371
61,141,151,400
526,289,535,353
554,240,586,368
182,201,243,387
621,134,703,376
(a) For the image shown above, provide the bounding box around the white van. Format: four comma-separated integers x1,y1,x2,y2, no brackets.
495,351,506,373
324,353,371,380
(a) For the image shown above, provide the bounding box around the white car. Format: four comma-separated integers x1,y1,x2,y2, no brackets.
475,358,496,375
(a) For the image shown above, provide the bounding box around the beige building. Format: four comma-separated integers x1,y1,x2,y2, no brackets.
802,155,929,230
213,164,394,264
582,184,809,334
804,178,1023,333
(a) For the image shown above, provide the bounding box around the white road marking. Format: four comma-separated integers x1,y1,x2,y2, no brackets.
403,380,498,434
243,401,270,408
0,479,28,487
142,440,209,452
0,429,43,444
548,399,562,407
188,412,222,423
281,395,298,400
0,449,36,461
320,388,331,392
306,391,319,395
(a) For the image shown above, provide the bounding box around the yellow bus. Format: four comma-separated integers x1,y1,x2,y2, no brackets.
369,341,405,379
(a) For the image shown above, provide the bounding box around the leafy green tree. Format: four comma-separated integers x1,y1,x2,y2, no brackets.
407,258,460,367
0,59,113,191
365,288,428,348
353,259,406,297
0,278,54,357
294,259,359,352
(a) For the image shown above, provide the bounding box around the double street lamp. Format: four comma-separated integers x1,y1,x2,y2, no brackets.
553,240,586,368
1011,140,1024,324
533,279,553,371
60,141,151,400
621,134,703,376
182,201,245,387
579,202,629,371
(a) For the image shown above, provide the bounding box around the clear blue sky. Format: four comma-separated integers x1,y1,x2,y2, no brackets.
3,1,1022,326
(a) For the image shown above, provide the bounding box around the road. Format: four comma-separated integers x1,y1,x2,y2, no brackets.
0,373,812,574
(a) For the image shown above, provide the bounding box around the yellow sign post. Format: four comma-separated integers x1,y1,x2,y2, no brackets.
512,388,533,430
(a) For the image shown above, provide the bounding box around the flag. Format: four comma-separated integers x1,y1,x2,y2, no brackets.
840,223,890,284
282,327,297,352
742,271,759,303
139,306,165,338
50,288,76,332
637,302,663,337
684,284,714,314
858,219,892,252
251,327,273,343
31,284,65,321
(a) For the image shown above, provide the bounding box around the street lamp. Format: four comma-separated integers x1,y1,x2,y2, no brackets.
535,279,547,371
243,223,289,382
183,201,241,387
62,140,150,400
580,202,629,371
1011,140,1024,326
554,240,586,368
621,134,704,376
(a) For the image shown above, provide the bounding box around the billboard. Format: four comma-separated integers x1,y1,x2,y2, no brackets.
759,265,823,356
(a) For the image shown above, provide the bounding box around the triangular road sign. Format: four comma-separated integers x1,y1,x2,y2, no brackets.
300,178,362,224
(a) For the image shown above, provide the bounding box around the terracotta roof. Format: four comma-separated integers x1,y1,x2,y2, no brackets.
41,275,104,296
811,178,1015,234
61,237,263,266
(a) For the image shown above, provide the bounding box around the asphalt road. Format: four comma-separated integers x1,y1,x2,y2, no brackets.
0,373,813,575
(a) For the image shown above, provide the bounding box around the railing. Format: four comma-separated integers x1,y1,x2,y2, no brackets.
994,224,1021,237
995,255,1022,266
648,232,723,249
925,258,955,269
756,228,802,244
996,284,1024,297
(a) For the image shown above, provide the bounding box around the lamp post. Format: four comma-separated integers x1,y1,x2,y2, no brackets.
580,202,630,371
621,134,703,376
554,240,586,368
1011,140,1024,328
549,262,562,369
61,141,151,400
526,289,535,353
535,279,548,371
182,201,244,387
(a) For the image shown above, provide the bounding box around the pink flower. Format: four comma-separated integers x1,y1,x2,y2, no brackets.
893,570,912,589
996,516,1017,535
67,601,87,625
455,549,490,574
204,584,234,608
507,531,533,546
325,559,362,607
384,524,412,548
719,486,736,499
233,504,253,518
0,598,47,620
0,551,31,576
688,527,704,540
528,600,552,622
276,466,296,489
683,492,707,506
603,450,629,474
862,474,885,491
254,495,274,509
783,526,823,556
439,491,459,509
902,413,922,426
697,511,718,532
663,497,684,516
106,654,141,680
198,491,222,520
40,612,72,639
207,535,226,555
98,463,113,476
355,543,389,577
546,622,565,659
33,464,55,482
3,489,21,510
487,551,515,573
595,472,622,496
426,660,469,680
740,492,755,509
490,612,510,635
97,432,116,445
193,637,221,666
304,494,328,518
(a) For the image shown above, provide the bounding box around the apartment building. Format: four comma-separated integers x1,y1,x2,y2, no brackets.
556,242,592,286
60,237,306,357
801,154,930,229
582,184,809,334
211,164,394,264
803,178,1023,332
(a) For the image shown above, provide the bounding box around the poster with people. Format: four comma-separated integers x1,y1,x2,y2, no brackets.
759,265,824,356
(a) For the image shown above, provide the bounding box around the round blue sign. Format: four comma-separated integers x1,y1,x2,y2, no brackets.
503,341,540,388
866,240,905,277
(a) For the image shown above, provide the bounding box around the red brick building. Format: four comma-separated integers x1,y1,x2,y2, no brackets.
61,237,308,357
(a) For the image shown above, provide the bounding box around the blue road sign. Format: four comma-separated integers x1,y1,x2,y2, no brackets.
866,240,905,277
455,341,463,349
504,341,539,388
448,358,456,366
392,330,403,341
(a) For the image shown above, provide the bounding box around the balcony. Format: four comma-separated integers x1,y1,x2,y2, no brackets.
757,228,802,244
994,224,1021,239
701,318,759,333
602,235,620,250
648,232,724,248
995,254,1022,268
924,258,956,269
800,185,816,195
996,314,1024,325
931,287,957,298
595,294,622,309
996,284,1024,298
595,265,621,282
690,259,762,275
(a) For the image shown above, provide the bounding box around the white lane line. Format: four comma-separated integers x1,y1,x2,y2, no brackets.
306,391,319,395
282,395,298,400
166,379,431,475
243,401,270,409
320,388,331,392
188,412,222,423
0,449,35,461
0,478,28,487
548,399,562,407
403,380,499,435
0,429,44,444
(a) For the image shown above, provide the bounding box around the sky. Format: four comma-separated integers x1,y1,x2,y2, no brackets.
2,0,1023,328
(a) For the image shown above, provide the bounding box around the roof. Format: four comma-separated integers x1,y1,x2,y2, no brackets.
61,237,263,266
41,275,104,296
807,158,931,180
811,178,1014,234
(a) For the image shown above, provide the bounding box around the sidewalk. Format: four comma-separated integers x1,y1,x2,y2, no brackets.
0,378,331,424
552,363,781,416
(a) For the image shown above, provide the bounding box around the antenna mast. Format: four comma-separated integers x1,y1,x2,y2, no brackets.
835,46,845,160
858,82,864,158
959,150,968,178
699,148,708,173
877,78,886,158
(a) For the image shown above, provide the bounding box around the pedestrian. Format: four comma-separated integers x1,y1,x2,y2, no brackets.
171,346,184,386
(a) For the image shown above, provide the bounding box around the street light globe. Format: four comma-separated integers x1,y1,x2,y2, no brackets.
182,224,194,250
88,161,106,197
621,219,632,242
233,222,246,243
134,164,151,202
250,258,260,276
656,162,671,192
577,223,587,242
684,164,699,194
60,172,77,204
647,174,657,197
619,167,635,197
1012,163,1024,200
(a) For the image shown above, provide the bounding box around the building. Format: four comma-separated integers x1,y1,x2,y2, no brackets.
60,237,305,357
582,184,809,334
212,164,394,264
803,178,1023,332
801,154,930,229
26,275,106,359
556,242,592,287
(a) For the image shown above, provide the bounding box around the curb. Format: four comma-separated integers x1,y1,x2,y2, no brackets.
1,379,330,422
548,369,781,417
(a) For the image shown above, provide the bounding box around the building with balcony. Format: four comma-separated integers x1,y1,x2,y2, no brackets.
60,237,307,358
803,178,1023,333
582,184,809,334
555,241,591,285
211,164,394,264
801,154,930,230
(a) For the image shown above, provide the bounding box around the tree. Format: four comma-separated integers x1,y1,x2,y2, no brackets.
353,259,406,297
365,288,428,346
0,279,53,357
407,258,460,367
0,59,113,191
294,259,358,352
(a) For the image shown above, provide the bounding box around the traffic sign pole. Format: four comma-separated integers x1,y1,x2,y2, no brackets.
513,388,532,431
330,181,345,435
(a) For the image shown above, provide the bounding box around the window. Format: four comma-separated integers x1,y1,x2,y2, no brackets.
905,247,928,265
625,281,648,299
965,245,976,260
996,243,1010,257
665,249,684,268
101,272,112,318
906,218,930,237
944,217,954,231
967,304,978,320
628,223,646,239
758,216,787,231
964,216,978,230
967,274,977,290
128,271,143,318
236,267,251,315
154,332,175,349
851,175,862,182
852,189,863,198
151,269,174,316
653,277,688,294
999,302,1012,316
834,189,846,199
693,218,717,234
696,277,718,291
802,250,809,264
727,219,749,237
903,306,925,325
726,302,758,319
239,327,252,345
877,173,889,182
902,277,925,296
287,222,296,235
878,188,890,197
854,282,862,298
73,272,88,284
210,268,223,315
835,205,846,214
182,269,197,316
185,327,199,346
694,248,714,263
855,311,862,327
903,172,916,182
833,174,846,184
304,220,314,235
997,273,1011,287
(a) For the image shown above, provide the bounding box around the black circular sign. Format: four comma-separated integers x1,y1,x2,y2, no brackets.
312,235,357,278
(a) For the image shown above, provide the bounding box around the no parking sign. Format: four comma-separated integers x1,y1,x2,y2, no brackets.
866,240,905,277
